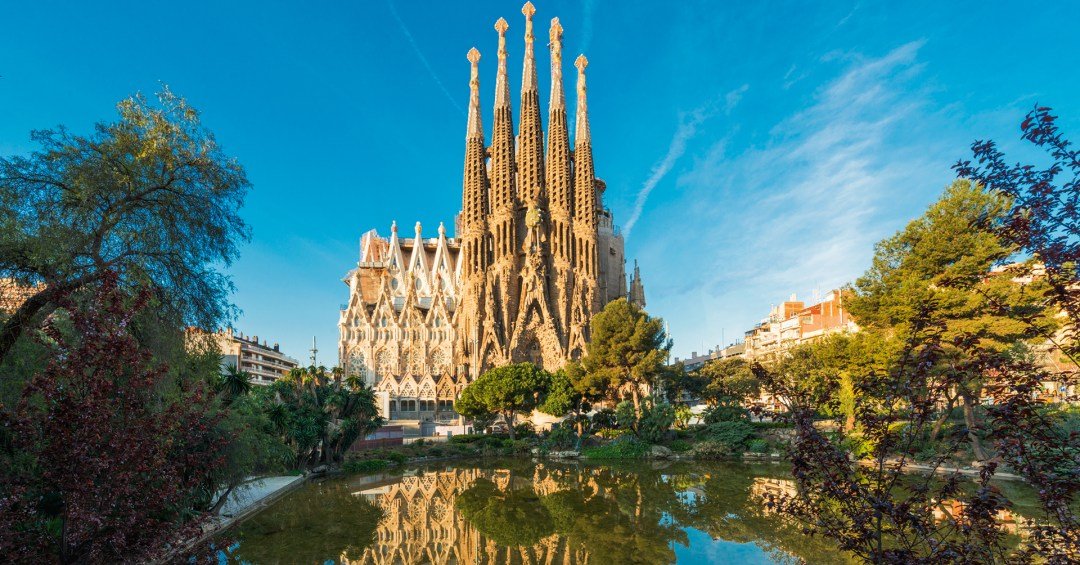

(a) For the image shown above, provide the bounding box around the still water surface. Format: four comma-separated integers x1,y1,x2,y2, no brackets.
221,459,855,564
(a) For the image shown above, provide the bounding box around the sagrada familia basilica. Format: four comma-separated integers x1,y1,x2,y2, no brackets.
338,3,645,424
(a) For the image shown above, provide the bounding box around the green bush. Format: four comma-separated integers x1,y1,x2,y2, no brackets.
514,421,537,438
702,400,748,424
690,441,732,460
386,452,409,465
449,433,489,444
343,458,390,473
615,401,637,429
669,439,692,453
747,439,769,453
595,427,630,439
637,401,675,443
590,409,617,430
702,421,756,452
428,447,444,457
582,437,649,459
543,425,578,450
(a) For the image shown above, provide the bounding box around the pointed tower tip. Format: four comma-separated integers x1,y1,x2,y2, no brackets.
467,47,480,64
438,222,446,236
415,221,422,234
550,17,563,41
495,17,509,33
522,2,536,17
575,54,588,71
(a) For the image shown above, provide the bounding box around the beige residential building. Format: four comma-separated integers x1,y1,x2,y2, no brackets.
210,328,299,386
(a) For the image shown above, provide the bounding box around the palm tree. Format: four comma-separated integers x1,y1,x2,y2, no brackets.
218,365,252,405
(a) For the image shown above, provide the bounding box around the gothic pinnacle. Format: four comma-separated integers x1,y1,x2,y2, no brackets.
521,2,537,93
549,18,564,109
494,17,510,109
466,47,483,139
575,55,590,144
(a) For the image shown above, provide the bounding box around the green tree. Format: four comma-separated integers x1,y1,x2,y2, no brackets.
849,178,1056,459
216,365,252,406
264,365,384,469
697,357,759,406
456,362,550,440
0,88,251,367
581,298,670,415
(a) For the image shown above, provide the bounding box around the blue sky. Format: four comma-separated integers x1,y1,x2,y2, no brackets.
2,1,1078,362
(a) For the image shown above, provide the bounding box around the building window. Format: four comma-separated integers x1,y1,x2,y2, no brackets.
389,400,397,413
438,399,454,412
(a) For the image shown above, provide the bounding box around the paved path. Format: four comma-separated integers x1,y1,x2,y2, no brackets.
218,475,305,518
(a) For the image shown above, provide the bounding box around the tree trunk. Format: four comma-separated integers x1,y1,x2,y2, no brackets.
209,483,237,514
962,391,988,461
631,384,641,416
929,393,956,443
507,411,516,440
0,284,65,364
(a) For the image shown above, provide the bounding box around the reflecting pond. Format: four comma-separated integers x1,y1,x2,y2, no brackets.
220,459,860,564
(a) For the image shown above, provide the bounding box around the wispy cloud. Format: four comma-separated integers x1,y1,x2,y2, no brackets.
623,85,749,239
579,0,596,54
641,40,952,356
387,1,465,116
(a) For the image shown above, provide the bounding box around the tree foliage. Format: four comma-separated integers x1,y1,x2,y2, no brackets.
0,88,251,366
755,107,1080,562
581,298,670,414
0,274,228,562
457,362,550,440
264,365,385,470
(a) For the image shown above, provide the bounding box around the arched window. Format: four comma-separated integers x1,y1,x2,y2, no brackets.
388,400,397,413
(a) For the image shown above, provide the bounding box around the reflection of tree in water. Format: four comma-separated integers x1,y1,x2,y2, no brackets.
455,478,554,547
226,480,383,564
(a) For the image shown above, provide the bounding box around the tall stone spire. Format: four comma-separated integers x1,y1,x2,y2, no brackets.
489,17,517,223
545,16,574,338
461,47,489,277
629,260,646,308
486,16,519,362
546,17,572,226
570,52,599,335
517,2,545,206
573,55,597,235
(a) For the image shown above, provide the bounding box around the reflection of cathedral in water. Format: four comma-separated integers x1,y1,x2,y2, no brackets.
342,466,590,564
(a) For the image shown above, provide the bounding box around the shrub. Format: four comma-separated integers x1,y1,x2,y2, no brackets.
428,447,444,457
385,452,409,465
702,400,748,424
690,441,733,460
449,433,488,444
543,425,578,450
669,439,692,453
595,428,630,439
582,437,649,459
514,421,537,439
615,401,637,429
702,421,756,452
638,401,675,444
590,409,617,430
747,439,770,453
343,458,390,473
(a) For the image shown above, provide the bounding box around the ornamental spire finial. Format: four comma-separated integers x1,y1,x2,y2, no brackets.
495,18,510,108
466,48,483,139
521,3,537,92
575,55,590,143
549,18,564,109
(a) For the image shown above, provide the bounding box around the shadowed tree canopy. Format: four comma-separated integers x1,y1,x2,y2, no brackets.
0,88,251,364
581,298,670,414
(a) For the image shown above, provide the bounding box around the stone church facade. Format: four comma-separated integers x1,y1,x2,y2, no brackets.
338,3,645,424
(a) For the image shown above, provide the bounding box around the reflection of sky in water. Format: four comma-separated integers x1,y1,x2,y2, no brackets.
675,528,781,565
